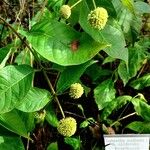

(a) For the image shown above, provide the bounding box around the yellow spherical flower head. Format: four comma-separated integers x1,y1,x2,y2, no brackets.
60,5,71,19
57,117,77,137
69,83,84,99
88,7,108,30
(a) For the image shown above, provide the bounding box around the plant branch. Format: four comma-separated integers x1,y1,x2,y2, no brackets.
71,0,82,9
0,16,65,119
137,59,147,78
42,70,65,118
64,111,85,119
110,112,137,127
92,0,96,9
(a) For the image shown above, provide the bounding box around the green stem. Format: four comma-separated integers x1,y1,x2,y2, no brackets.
97,53,104,60
71,0,82,9
136,60,147,79
92,0,96,9
42,71,65,118
0,16,65,119
110,112,137,127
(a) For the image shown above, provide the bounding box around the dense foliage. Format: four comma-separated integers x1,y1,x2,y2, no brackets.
0,0,150,149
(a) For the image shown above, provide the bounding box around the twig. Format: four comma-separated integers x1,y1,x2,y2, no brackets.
92,0,96,9
110,112,137,127
42,71,65,118
137,60,147,78
70,0,82,9
26,133,30,150
64,111,85,119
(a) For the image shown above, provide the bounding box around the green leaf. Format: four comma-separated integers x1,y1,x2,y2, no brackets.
132,98,150,121
118,61,130,85
0,126,16,136
47,0,63,12
64,137,81,150
102,56,116,65
111,0,123,15
121,0,135,14
118,46,146,85
56,60,95,93
126,121,150,133
0,65,34,113
102,26,128,64
0,40,20,68
80,118,95,128
130,74,150,90
80,120,89,128
101,96,132,120
46,104,59,127
85,63,112,82
47,142,58,150
94,79,116,110
0,45,11,64
26,19,107,66
16,87,51,112
118,8,142,44
0,136,24,150
15,50,31,65
135,1,150,14
79,0,128,64
0,110,28,138
29,8,53,27
17,111,35,132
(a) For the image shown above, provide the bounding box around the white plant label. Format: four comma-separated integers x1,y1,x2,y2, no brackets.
104,135,149,150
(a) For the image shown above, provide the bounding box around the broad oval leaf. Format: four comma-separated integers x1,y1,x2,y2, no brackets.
80,118,95,128
46,104,59,127
0,40,20,68
64,137,81,150
118,45,146,85
130,74,150,90
0,110,28,138
16,87,51,112
0,45,11,64
135,1,150,14
18,111,35,132
121,0,135,14
126,121,150,133
0,65,34,114
85,63,112,82
26,19,108,66
47,142,58,150
0,136,24,150
94,79,116,110
56,60,95,93
15,50,31,65
132,98,150,121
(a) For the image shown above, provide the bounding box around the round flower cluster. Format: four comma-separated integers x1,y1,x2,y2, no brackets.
88,7,108,30
69,83,84,99
60,5,71,19
34,110,46,124
57,117,77,137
